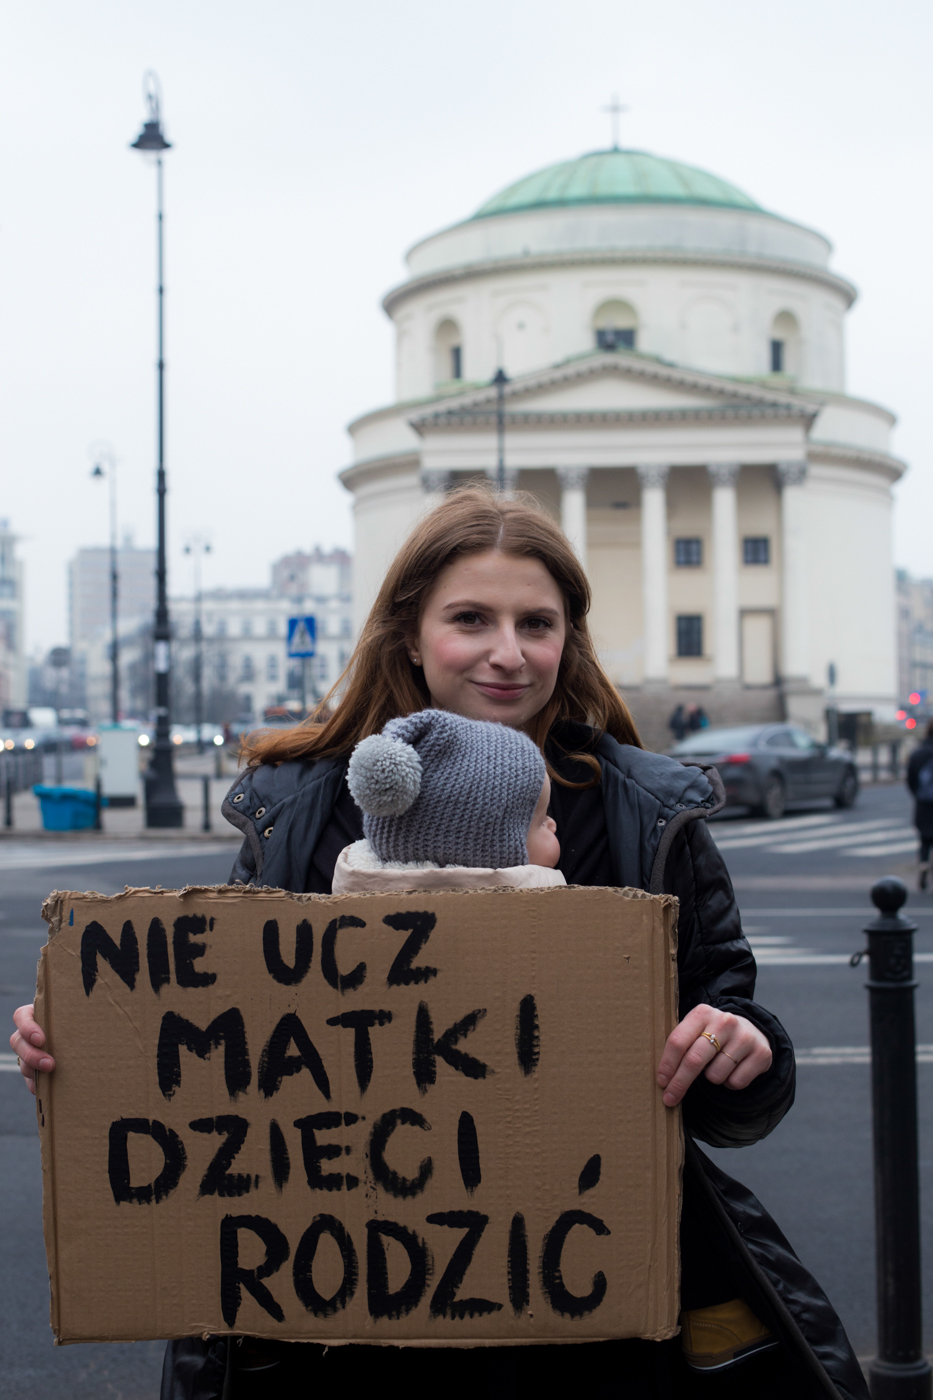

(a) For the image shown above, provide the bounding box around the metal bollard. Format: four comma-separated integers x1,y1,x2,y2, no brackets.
3,767,11,829
201,774,211,833
853,879,931,1399
94,777,103,832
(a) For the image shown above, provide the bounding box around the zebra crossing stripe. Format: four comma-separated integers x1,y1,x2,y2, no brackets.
770,824,914,855
712,816,837,850
715,818,902,854
843,839,920,858
796,1046,933,1066
711,812,834,828
751,952,933,967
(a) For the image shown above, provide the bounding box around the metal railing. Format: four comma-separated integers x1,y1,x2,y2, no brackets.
1,750,43,828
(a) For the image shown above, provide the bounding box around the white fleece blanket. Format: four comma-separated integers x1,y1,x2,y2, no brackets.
331,839,567,894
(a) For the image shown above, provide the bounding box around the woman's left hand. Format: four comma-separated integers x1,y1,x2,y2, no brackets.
657,1004,772,1107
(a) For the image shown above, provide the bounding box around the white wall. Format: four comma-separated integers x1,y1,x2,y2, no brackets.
341,462,427,636
802,463,897,704
390,258,852,401
405,204,834,279
810,395,895,455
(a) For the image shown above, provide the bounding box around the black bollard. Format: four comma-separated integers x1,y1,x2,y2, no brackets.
854,879,931,1399
3,767,11,829
94,777,103,832
201,773,211,833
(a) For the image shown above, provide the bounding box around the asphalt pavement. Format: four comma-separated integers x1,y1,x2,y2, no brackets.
1,780,929,1395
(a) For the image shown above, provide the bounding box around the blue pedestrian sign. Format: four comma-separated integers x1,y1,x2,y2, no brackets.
287,615,316,657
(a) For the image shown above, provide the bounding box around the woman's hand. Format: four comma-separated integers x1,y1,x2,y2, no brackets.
10,1004,54,1095
657,1003,772,1107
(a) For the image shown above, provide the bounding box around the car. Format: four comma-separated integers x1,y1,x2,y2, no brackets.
670,723,859,819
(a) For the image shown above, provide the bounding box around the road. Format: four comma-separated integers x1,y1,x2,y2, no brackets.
1,781,929,1394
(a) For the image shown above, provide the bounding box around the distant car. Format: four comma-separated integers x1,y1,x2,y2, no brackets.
0,726,55,753
168,724,225,747
671,723,859,819
61,725,97,750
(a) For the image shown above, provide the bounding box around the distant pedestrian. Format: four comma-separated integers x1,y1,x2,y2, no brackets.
686,702,709,733
669,703,687,742
906,718,933,889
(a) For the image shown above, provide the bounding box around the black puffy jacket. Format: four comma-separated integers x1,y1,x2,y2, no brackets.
907,738,933,840
161,728,868,1400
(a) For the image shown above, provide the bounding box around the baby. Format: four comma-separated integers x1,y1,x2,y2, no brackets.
333,708,565,894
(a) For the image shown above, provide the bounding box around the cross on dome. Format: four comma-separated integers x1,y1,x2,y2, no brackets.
602,93,628,150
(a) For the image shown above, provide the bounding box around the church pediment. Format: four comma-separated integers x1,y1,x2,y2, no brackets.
409,352,816,435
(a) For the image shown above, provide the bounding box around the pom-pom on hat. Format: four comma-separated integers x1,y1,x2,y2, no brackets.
346,709,546,869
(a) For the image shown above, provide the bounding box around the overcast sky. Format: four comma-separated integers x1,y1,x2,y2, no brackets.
2,0,930,653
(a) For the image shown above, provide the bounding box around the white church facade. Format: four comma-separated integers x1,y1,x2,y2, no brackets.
340,148,904,744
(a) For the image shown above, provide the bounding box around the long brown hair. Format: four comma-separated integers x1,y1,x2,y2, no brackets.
242,485,642,771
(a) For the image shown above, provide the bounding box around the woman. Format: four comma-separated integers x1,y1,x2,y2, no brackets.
13,487,866,1400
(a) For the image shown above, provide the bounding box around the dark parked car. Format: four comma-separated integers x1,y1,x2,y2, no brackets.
670,723,859,819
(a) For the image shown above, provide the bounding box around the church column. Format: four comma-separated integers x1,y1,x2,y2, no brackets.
776,460,810,683
557,467,590,569
707,462,741,682
637,464,670,684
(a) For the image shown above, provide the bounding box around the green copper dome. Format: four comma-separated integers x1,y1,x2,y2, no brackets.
472,149,763,219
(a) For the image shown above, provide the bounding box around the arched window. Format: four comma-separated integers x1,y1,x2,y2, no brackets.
769,311,801,377
593,300,638,351
434,318,463,384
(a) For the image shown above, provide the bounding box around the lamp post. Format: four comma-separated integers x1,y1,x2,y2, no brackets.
131,72,183,827
184,536,211,754
492,367,509,490
90,442,119,724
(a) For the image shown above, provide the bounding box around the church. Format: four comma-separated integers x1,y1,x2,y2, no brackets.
340,146,904,746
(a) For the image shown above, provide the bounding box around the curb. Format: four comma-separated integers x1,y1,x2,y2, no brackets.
0,830,241,844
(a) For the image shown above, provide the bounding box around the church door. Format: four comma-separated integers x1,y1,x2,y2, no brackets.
741,611,775,686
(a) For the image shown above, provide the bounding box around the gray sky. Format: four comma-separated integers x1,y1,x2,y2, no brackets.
2,0,930,653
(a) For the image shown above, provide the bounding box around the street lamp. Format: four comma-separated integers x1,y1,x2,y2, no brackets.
131,71,183,827
492,367,509,490
184,536,211,754
89,442,119,724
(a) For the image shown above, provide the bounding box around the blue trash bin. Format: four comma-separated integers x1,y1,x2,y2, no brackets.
34,785,104,832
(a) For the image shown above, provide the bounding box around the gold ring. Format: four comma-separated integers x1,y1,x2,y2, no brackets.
701,1031,723,1053
720,1048,740,1064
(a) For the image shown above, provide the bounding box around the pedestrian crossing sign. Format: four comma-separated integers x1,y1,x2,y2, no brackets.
287,615,316,657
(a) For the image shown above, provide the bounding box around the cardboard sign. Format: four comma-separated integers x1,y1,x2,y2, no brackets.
35,884,681,1346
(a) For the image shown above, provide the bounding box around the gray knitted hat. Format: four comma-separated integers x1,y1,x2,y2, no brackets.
346,709,546,868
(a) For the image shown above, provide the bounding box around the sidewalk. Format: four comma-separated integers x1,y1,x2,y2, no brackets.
0,751,243,842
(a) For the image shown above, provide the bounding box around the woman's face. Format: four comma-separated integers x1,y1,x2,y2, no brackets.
411,549,567,729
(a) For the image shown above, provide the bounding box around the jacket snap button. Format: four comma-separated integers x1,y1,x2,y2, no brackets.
255,807,266,818
232,793,244,803
264,826,274,838
657,818,667,827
